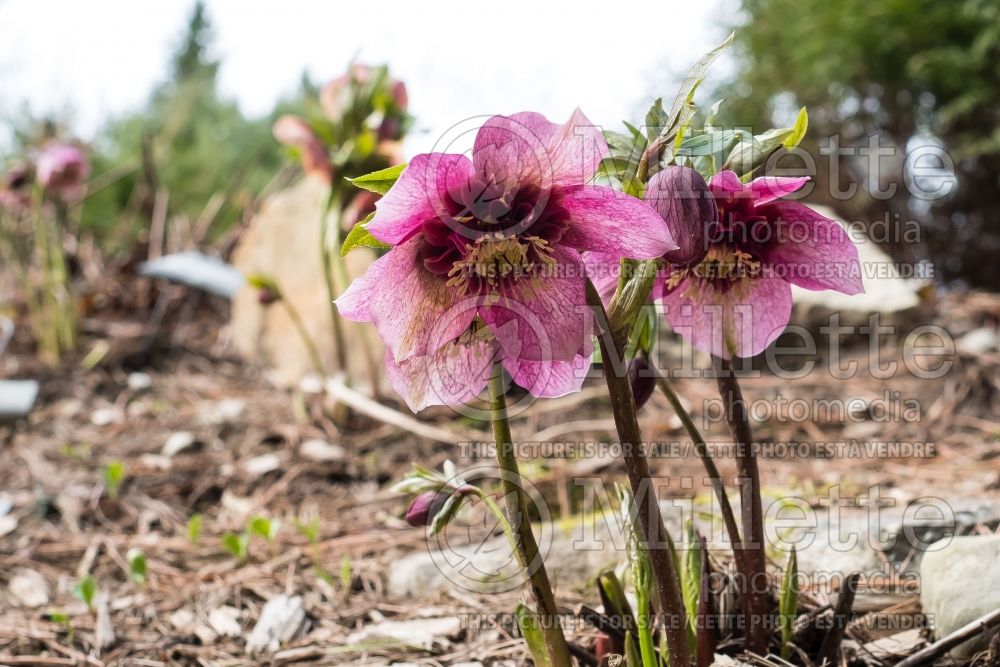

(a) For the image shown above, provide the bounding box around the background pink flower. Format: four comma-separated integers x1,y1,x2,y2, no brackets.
338,110,677,411
36,143,89,196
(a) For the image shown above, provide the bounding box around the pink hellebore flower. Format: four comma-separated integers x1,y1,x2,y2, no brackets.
36,144,89,196
337,110,676,411
589,167,864,359
273,115,332,183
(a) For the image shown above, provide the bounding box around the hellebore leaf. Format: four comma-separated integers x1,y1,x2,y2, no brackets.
783,106,809,149
346,163,407,195
515,603,552,667
779,546,799,659
341,212,391,256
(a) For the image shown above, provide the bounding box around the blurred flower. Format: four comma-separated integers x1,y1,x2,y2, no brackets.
589,170,864,359
36,144,89,196
342,189,379,230
272,115,332,182
319,63,372,121
337,109,675,411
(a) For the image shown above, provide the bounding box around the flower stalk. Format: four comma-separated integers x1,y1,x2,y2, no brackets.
713,355,767,655
488,362,572,667
586,279,691,667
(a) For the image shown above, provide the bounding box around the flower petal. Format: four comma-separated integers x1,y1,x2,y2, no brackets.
503,352,591,398
480,246,591,363
473,109,607,188
708,170,745,195
273,116,331,182
748,175,809,205
386,338,496,412
345,236,475,362
582,251,623,302
760,201,865,295
659,275,792,359
560,185,676,258
366,153,474,245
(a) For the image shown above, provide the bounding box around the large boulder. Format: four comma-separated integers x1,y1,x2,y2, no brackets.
231,176,384,388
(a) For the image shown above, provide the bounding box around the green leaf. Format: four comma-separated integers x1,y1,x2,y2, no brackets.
783,107,809,149
126,548,147,585
515,603,552,667
72,575,97,610
221,532,249,563
624,630,642,667
665,33,734,128
294,517,321,544
101,461,125,500
341,211,390,256
340,554,353,589
346,163,407,195
682,520,702,642
645,98,670,141
187,514,202,544
249,516,279,542
779,546,799,660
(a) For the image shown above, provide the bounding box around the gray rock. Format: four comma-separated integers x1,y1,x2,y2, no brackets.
919,535,1000,657
140,251,244,299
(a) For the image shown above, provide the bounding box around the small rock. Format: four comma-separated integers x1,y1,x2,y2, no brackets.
127,372,152,392
162,432,197,457
8,568,49,607
169,608,196,632
245,594,306,654
90,407,123,426
346,617,461,650
208,606,242,637
957,327,998,355
198,398,246,425
298,374,324,394
139,454,172,470
0,514,16,537
299,439,346,462
920,535,1000,657
242,453,281,476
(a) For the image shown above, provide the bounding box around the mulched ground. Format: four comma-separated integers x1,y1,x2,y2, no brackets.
1,288,998,665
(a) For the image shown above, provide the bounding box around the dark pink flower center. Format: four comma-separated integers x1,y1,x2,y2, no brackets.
417,178,570,294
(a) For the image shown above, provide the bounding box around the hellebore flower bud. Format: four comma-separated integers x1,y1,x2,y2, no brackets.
36,144,89,196
257,286,280,305
646,165,717,267
404,490,450,527
627,357,656,410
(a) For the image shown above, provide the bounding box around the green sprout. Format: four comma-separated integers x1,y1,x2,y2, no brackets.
221,532,250,565
187,513,202,544
127,548,147,586
72,575,97,611
101,461,125,500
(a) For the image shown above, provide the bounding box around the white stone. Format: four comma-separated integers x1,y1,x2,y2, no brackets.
299,439,346,462
127,372,152,391
162,432,196,457
346,617,461,650
242,453,282,476
8,568,49,607
245,594,306,654
920,535,1000,657
208,606,243,637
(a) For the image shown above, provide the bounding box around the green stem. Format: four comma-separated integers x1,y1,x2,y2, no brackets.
713,355,767,655
488,363,572,667
280,295,327,378
476,491,517,552
586,279,691,667
320,189,349,375
652,368,742,553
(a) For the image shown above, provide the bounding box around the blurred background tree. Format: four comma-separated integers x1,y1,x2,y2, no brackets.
720,0,1000,287
82,1,305,248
